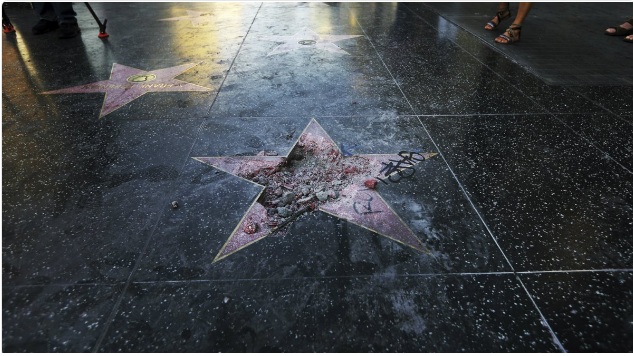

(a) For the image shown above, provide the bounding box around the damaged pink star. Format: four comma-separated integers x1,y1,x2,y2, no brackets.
194,119,438,263
43,63,211,118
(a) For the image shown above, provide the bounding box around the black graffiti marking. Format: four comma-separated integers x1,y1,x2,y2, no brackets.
379,160,415,182
398,151,426,164
377,151,426,184
353,191,383,215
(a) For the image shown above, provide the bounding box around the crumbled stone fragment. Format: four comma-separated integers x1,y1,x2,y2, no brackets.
297,195,314,204
281,191,295,205
277,207,291,217
243,222,258,234
316,191,329,202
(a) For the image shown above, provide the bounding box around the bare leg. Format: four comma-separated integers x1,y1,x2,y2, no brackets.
513,2,533,26
497,2,510,12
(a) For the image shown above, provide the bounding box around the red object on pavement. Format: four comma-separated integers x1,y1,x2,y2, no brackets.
364,179,378,189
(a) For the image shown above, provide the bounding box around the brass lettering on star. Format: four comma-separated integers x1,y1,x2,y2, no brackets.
139,83,178,88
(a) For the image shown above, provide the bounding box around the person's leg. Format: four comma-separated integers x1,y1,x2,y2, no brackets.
625,34,633,42
51,2,77,24
51,3,79,38
32,2,59,34
484,2,510,30
495,2,533,44
512,2,533,26
33,2,56,21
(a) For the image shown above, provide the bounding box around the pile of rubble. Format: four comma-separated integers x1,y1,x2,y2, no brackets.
244,133,374,230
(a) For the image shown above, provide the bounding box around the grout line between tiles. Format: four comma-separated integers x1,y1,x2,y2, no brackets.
353,11,517,272
90,3,265,352
395,4,567,351
349,16,577,351
4,268,632,289
405,5,632,352
1,283,124,288
515,275,568,352
565,89,633,128
516,268,633,274
125,268,633,285
414,4,633,176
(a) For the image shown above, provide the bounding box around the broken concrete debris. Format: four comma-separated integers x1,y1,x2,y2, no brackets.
239,131,376,230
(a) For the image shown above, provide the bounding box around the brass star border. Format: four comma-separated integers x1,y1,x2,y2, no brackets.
194,119,437,263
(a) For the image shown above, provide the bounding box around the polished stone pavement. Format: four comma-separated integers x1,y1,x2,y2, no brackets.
2,2,632,352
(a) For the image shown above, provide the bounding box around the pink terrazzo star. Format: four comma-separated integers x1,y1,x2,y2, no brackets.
194,119,437,263
261,27,363,56
43,63,211,118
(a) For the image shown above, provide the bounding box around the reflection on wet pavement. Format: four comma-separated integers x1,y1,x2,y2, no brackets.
2,2,632,352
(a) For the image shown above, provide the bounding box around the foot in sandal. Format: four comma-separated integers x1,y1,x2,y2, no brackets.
605,17,633,36
495,24,521,44
485,8,511,30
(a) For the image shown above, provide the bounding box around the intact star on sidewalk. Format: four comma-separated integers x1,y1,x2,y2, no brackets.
261,27,363,56
194,119,437,262
158,10,210,26
43,63,211,118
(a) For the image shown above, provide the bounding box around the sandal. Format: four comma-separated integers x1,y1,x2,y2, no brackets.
485,8,511,31
625,34,633,43
604,17,633,36
495,24,521,44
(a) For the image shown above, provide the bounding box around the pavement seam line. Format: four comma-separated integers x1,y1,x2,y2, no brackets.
90,3,265,352
415,4,633,176
352,10,517,272
402,5,597,352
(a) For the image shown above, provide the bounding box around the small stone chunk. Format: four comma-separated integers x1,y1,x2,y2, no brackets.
316,191,329,202
243,222,258,234
281,191,295,205
297,195,314,204
364,179,378,189
277,207,292,217
171,201,179,209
